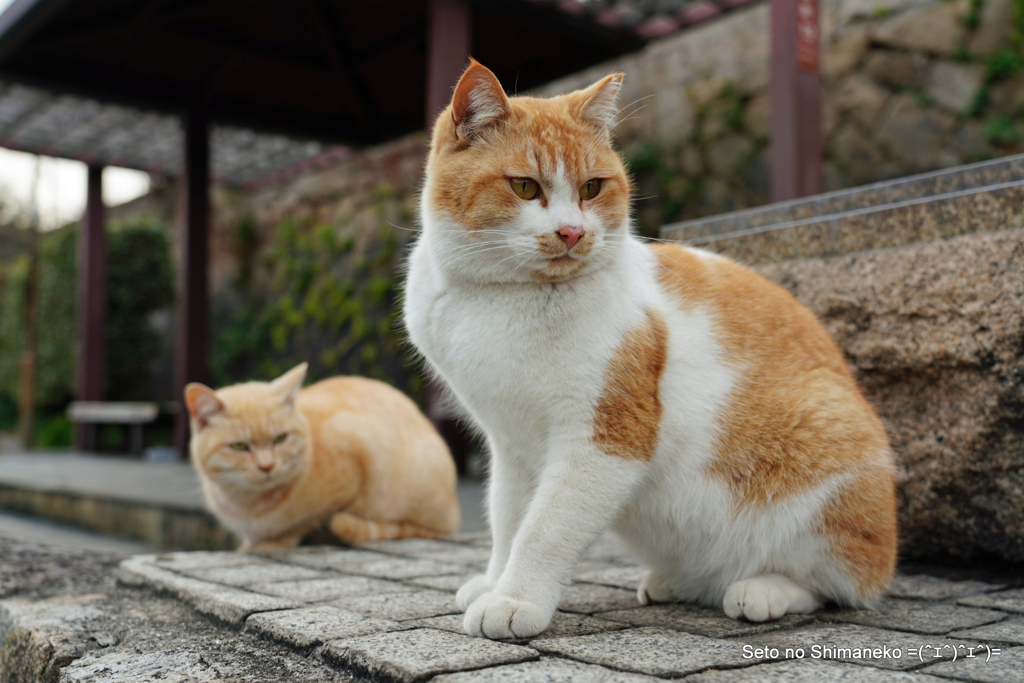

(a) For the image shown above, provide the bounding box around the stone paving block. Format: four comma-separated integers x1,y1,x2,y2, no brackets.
449,531,492,547
280,548,403,572
182,561,330,586
360,539,491,566
920,644,1024,682
597,603,814,637
322,627,538,682
245,605,410,650
532,627,763,677
685,658,949,681
573,565,643,590
60,650,241,682
959,588,1024,614
118,558,301,625
952,617,1024,645
407,573,477,592
558,583,639,614
151,551,267,572
249,575,417,602
739,623,978,670
432,657,662,682
329,590,460,621
889,573,1004,600
355,557,470,580
287,548,469,579
819,597,1007,634
407,610,627,640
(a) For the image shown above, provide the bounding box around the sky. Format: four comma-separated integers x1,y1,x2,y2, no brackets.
0,0,152,229
0,149,152,230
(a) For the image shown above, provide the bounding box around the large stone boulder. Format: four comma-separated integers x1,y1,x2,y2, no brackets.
757,228,1024,564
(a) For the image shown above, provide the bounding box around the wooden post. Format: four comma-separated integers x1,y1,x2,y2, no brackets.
76,165,106,451
426,0,470,127
173,113,210,457
425,0,472,474
770,0,823,201
16,246,36,449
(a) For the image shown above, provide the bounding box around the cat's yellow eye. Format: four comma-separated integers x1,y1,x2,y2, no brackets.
229,442,249,451
579,179,602,201
273,433,288,445
510,178,539,200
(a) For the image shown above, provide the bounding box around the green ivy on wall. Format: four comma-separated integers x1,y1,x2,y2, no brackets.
211,183,424,405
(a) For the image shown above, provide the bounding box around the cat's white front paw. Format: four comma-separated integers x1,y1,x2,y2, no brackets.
638,570,675,605
723,574,821,622
456,574,496,611
463,592,553,639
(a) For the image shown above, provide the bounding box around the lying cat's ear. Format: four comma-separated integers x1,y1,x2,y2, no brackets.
185,383,224,429
575,73,624,133
270,362,307,408
450,58,509,142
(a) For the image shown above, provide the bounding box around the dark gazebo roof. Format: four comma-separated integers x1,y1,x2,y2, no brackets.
0,0,763,184
0,0,642,144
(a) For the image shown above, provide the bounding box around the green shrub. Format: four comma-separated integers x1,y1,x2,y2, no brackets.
105,220,174,400
0,217,174,419
33,413,72,448
0,393,16,432
985,49,1024,83
985,115,1021,145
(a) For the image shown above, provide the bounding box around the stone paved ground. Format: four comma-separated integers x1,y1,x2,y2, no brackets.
4,532,1024,682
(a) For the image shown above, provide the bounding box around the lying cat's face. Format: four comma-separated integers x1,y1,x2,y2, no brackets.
424,61,631,284
186,364,310,494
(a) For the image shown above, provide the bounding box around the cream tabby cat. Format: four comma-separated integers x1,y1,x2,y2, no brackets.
185,364,460,551
404,60,897,639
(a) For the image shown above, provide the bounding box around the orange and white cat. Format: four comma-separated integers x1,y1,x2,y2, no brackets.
404,60,897,639
184,364,460,551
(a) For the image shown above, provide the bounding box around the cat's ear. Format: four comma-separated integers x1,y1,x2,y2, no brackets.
270,362,307,408
450,58,509,142
575,73,624,133
185,383,224,430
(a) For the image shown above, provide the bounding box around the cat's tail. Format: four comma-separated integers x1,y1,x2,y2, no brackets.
329,511,447,544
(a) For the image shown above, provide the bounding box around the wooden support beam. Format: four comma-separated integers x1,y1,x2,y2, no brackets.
426,0,470,128
173,113,210,457
76,164,106,451
770,0,823,202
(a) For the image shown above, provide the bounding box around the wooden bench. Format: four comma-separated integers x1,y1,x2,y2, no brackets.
67,401,159,454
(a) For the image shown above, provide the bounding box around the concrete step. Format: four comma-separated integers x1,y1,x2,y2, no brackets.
0,451,232,551
0,451,488,552
660,153,1024,265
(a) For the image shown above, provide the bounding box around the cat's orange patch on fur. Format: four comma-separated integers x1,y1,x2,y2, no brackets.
593,309,668,461
651,243,897,591
330,511,446,544
817,472,898,597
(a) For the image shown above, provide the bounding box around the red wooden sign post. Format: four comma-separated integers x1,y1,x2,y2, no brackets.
770,0,823,201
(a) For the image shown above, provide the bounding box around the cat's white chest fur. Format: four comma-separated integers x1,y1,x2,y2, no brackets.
406,233,688,453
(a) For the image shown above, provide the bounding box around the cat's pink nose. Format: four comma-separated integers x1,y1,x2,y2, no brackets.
557,225,585,250
258,463,273,473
